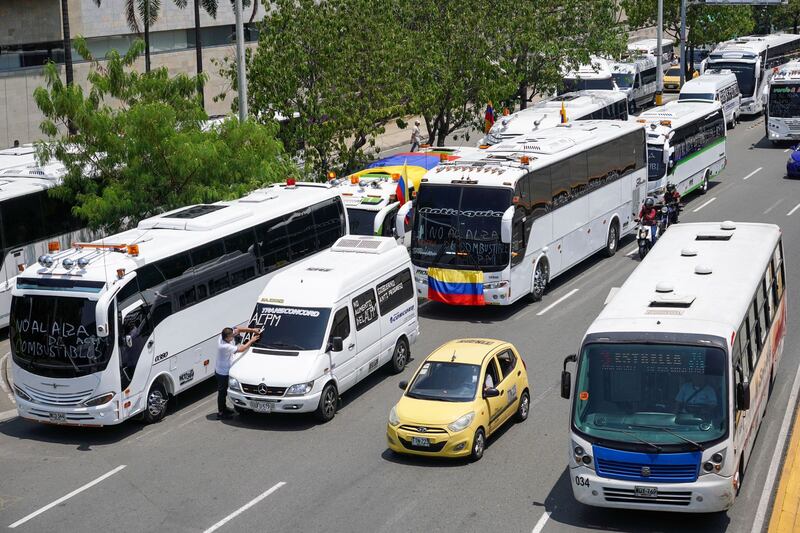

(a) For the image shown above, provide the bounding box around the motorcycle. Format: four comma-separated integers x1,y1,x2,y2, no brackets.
637,221,657,259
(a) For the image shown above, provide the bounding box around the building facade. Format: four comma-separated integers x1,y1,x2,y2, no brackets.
0,0,260,147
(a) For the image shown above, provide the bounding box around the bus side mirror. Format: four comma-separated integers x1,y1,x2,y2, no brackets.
329,337,343,352
501,206,515,244
736,381,751,411
561,353,577,399
395,201,414,239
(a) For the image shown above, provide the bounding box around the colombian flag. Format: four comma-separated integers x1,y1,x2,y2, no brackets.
396,159,409,205
427,268,485,306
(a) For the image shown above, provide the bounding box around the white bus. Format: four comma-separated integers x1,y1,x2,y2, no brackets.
679,70,741,128
562,57,615,93
9,182,348,425
610,56,659,113
334,175,408,239
637,100,726,195
0,146,91,329
561,222,787,512
628,38,675,71
766,60,800,143
403,120,647,306
480,91,628,147
707,34,800,116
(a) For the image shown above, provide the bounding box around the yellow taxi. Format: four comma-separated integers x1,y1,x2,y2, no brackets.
387,339,530,461
663,66,682,92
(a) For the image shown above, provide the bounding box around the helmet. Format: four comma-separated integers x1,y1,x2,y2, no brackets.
645,197,655,208
666,184,676,192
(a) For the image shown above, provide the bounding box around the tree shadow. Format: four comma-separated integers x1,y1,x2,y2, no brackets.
541,468,731,532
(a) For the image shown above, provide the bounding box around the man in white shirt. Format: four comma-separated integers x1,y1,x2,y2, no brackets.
410,120,422,152
216,326,260,419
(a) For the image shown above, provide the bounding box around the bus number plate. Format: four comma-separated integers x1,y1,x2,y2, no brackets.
634,486,658,498
49,412,66,423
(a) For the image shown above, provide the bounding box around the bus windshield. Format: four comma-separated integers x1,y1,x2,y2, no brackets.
572,343,729,448
10,295,114,378
249,303,332,351
769,85,800,118
563,78,615,92
612,73,635,89
411,184,511,272
347,208,378,236
708,62,756,97
647,145,666,182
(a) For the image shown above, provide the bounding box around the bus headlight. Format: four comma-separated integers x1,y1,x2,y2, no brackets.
83,392,115,407
285,381,314,396
483,281,508,290
14,386,32,402
573,440,594,468
702,449,726,474
228,377,241,391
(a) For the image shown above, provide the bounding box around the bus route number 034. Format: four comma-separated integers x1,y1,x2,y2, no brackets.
575,476,590,487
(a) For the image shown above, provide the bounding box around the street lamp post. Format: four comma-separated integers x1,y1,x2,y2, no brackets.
656,0,664,105
679,0,687,87
234,0,248,122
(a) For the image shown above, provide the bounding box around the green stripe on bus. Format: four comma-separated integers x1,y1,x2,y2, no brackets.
670,138,725,172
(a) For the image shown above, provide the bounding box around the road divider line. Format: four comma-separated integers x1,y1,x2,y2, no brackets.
788,203,800,217
692,197,716,213
204,482,286,533
784,149,791,153
625,248,639,257
750,353,800,533
8,465,127,529
531,510,551,533
764,199,784,215
536,289,579,317
742,167,763,181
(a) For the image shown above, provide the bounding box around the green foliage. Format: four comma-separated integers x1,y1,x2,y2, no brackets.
33,37,291,233
622,0,755,48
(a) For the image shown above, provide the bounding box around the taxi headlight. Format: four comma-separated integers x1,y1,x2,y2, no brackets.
285,381,314,396
388,406,400,427
228,376,241,391
447,412,475,433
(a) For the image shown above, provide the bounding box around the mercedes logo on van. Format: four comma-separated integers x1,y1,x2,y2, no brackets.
258,383,268,395
641,466,651,477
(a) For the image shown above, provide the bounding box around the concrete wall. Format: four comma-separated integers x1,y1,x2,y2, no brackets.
0,42,256,148
0,0,62,46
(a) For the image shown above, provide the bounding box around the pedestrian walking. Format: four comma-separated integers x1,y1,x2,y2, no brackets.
410,120,422,152
484,101,495,133
216,326,260,419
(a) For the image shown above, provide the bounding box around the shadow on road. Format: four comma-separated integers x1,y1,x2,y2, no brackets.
541,468,731,532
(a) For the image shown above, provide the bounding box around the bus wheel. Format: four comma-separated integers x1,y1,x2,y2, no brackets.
700,172,710,195
143,380,169,424
530,261,549,302
315,382,338,423
389,338,409,375
604,222,619,258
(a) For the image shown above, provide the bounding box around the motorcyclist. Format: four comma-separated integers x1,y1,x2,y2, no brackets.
663,184,681,224
638,197,659,244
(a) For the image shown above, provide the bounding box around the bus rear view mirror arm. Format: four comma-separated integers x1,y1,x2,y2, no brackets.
561,354,577,399
501,206,515,244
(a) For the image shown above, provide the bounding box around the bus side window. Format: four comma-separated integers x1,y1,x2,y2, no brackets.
747,303,761,366
774,243,785,301
756,284,768,345
737,324,751,381
256,215,291,273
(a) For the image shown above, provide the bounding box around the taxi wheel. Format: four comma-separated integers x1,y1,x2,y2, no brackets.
390,338,410,374
470,428,486,461
316,382,338,423
515,390,530,423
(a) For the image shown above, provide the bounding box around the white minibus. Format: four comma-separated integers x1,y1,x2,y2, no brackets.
562,57,615,93
404,120,648,306
561,222,787,512
610,56,659,113
335,175,407,238
637,100,726,195
9,181,348,425
228,236,419,422
679,70,741,128
480,91,628,147
628,38,675,71
766,60,800,143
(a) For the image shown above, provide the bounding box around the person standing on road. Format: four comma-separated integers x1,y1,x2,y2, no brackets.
216,326,260,419
410,120,422,152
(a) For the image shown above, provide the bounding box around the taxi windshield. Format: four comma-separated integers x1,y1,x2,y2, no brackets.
406,361,481,402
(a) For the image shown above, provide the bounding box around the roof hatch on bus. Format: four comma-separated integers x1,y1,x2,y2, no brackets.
330,236,398,254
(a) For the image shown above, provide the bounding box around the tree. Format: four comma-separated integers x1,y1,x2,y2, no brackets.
769,0,800,34
33,38,291,233
240,0,407,178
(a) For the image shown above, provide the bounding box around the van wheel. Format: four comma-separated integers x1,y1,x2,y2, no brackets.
316,382,338,423
389,338,409,374
142,380,168,424
529,261,549,302
603,222,619,258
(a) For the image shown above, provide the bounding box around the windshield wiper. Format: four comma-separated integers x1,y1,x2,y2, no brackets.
628,424,704,451
264,341,304,350
591,425,662,452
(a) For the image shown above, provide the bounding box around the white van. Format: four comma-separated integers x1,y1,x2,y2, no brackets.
610,55,658,113
679,69,741,127
228,236,419,422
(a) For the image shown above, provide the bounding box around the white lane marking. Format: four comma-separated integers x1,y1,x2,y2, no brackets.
8,465,127,529
0,353,15,403
0,408,18,422
204,482,286,533
692,197,716,213
750,356,800,533
764,199,784,214
626,248,639,257
536,289,579,316
788,203,800,217
784,149,791,153
531,510,551,533
742,167,763,181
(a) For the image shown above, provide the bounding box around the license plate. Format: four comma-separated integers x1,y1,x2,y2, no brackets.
635,486,658,498
49,412,66,423
411,436,430,447
252,401,273,413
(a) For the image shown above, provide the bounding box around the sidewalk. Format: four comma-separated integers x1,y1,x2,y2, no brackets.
769,404,800,532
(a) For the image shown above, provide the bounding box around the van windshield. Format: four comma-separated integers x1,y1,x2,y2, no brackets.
249,304,331,351
679,92,714,101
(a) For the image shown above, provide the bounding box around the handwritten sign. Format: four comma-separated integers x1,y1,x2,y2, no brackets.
352,289,378,331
